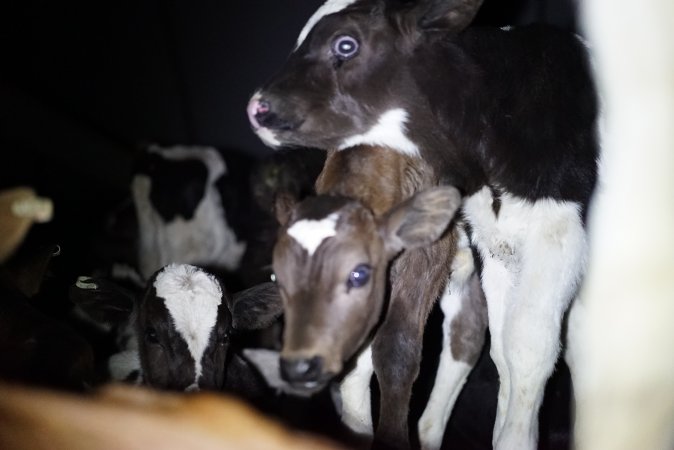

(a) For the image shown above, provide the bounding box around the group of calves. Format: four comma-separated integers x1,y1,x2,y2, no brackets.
0,142,567,449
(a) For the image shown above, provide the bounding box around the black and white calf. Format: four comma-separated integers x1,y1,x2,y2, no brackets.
132,144,259,282
247,1,599,449
70,263,282,394
131,143,323,290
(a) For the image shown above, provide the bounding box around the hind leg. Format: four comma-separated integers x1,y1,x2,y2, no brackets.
494,201,585,450
465,189,587,450
418,229,488,450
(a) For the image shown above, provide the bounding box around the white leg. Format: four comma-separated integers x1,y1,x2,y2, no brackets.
465,188,587,450
338,345,374,438
481,255,513,445
463,188,513,445
418,228,487,450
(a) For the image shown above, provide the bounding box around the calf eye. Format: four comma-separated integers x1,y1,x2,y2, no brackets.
145,328,159,344
332,35,359,60
347,264,372,290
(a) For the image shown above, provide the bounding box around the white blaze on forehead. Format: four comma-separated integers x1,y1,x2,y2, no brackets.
339,108,421,157
154,264,223,387
287,212,340,256
296,0,359,49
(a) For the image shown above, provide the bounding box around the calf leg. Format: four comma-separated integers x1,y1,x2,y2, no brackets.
497,205,585,450
371,306,425,449
418,229,488,450
338,345,374,438
371,244,449,449
465,189,587,450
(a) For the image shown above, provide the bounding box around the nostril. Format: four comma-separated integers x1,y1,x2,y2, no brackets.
256,99,271,116
280,356,323,383
247,96,272,129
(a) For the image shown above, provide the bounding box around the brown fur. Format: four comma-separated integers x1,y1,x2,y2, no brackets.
0,383,344,450
274,145,484,448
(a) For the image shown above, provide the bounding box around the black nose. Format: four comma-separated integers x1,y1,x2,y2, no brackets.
280,356,323,383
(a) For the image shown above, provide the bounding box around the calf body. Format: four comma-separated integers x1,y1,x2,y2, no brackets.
273,146,487,449
248,1,599,448
132,145,246,280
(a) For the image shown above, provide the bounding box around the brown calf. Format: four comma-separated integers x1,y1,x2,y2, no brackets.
271,145,487,449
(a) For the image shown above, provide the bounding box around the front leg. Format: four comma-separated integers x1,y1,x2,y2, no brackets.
371,244,448,449
371,306,425,450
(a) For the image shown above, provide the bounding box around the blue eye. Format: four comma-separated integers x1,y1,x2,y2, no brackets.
332,35,359,60
347,264,372,289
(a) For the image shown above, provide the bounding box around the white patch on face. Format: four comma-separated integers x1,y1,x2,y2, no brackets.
287,212,340,256
339,108,420,157
154,264,223,389
296,0,358,49
501,25,514,31
256,126,282,148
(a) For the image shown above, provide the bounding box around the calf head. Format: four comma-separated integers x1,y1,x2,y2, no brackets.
71,265,282,392
137,264,230,391
273,186,461,391
247,0,483,152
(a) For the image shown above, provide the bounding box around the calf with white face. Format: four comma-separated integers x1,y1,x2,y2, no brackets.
138,264,230,391
71,264,282,393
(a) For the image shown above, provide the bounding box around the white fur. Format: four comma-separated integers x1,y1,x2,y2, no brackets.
256,125,282,148
75,276,97,290
418,226,478,450
287,212,340,256
154,264,223,389
338,345,374,437
339,109,421,157
463,187,587,450
132,145,245,279
296,0,358,49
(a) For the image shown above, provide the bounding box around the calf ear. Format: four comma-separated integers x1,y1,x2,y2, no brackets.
392,0,483,33
231,282,283,331
380,186,462,255
69,276,136,327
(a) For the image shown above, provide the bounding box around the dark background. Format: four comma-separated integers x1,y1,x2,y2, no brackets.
0,0,579,273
